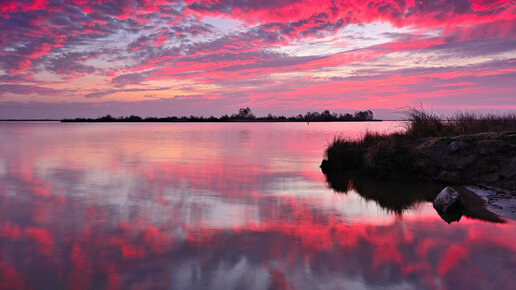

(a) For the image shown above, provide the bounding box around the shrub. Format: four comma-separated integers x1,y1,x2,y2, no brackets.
404,106,516,138
323,136,364,171
362,133,422,177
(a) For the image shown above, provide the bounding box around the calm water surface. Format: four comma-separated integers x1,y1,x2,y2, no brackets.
0,121,515,289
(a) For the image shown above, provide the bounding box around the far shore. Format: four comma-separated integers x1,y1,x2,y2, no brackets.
59,108,380,123
60,119,383,123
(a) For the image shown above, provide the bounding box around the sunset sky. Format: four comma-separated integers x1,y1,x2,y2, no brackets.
0,0,515,119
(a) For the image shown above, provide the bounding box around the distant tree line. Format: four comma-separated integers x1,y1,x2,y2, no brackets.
61,108,377,122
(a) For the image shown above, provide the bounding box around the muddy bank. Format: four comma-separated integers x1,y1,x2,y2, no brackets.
461,185,516,221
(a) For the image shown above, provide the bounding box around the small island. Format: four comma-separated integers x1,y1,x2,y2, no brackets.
61,108,379,122
321,107,516,222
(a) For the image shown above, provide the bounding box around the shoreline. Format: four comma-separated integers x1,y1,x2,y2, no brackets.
462,185,516,221
321,128,516,223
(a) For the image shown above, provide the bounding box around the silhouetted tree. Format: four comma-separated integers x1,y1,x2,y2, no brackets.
99,114,115,121
237,107,255,119
127,115,142,121
354,110,373,121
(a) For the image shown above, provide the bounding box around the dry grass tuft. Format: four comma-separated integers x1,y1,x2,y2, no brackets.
404,106,516,138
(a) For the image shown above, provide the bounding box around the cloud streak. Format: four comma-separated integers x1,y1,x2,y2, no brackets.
84,87,170,98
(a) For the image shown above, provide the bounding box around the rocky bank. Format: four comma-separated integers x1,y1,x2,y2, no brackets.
417,131,516,192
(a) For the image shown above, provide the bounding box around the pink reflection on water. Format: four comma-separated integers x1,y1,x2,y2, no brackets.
0,122,514,289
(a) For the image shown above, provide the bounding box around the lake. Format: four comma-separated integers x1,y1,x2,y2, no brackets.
0,121,515,289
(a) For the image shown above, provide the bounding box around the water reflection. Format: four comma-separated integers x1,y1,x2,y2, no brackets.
323,172,506,224
323,172,439,214
0,122,515,289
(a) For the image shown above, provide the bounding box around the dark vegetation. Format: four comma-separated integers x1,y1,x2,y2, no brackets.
324,172,440,214
61,108,377,122
403,108,516,138
321,107,516,190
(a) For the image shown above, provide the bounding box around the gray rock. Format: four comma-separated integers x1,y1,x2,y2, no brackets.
433,187,464,213
449,141,464,153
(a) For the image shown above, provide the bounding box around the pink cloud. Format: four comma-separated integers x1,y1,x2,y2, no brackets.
0,0,47,13
153,34,168,46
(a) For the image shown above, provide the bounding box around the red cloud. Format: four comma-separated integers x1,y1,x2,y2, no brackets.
186,0,515,28
0,0,46,13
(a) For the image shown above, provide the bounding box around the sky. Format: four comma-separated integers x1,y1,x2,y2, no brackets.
0,0,515,119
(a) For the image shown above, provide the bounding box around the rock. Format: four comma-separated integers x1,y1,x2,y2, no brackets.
436,209,463,224
449,141,464,153
433,187,464,213
436,171,460,184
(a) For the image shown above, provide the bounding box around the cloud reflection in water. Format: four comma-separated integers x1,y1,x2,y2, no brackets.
0,122,514,289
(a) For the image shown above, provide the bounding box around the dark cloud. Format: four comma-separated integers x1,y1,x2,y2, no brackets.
42,51,98,78
0,84,68,97
111,72,150,87
0,72,35,83
409,0,472,17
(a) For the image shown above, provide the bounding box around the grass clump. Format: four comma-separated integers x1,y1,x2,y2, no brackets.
323,136,364,171
404,107,447,138
323,132,422,178
404,106,516,138
362,133,422,178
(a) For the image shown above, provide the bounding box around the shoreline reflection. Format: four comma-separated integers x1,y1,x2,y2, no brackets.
323,172,506,224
